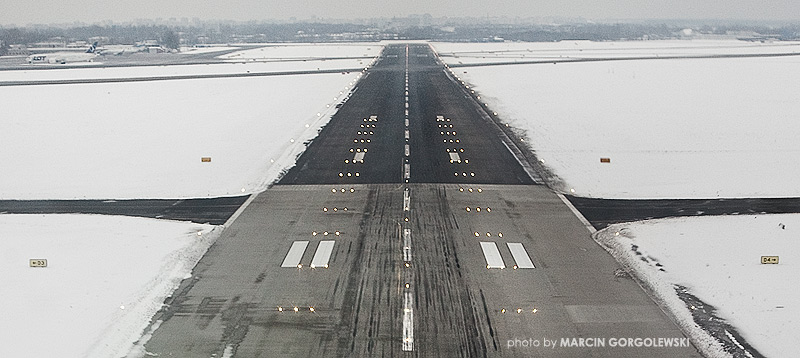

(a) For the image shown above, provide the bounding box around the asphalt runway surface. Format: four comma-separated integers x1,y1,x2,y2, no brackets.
279,44,533,185
139,44,701,357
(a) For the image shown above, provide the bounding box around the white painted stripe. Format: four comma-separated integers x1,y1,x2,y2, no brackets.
404,144,410,157
403,189,411,211
404,163,410,179
405,102,409,109
405,118,409,127
556,193,597,233
353,152,365,163
403,228,412,261
404,129,409,139
449,152,461,162
223,192,258,228
402,291,414,351
405,109,409,116
507,243,535,269
310,241,335,268
281,241,309,268
480,242,505,269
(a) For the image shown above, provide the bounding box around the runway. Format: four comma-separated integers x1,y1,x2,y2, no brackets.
139,45,700,357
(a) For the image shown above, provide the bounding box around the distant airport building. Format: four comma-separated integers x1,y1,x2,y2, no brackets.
7,45,31,56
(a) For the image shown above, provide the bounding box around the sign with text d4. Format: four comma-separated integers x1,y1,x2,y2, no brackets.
761,256,779,264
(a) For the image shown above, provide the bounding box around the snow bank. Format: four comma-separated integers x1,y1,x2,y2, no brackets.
596,214,798,357
0,214,219,358
432,40,800,199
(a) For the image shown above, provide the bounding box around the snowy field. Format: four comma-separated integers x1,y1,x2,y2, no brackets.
220,43,380,61
0,43,382,356
597,214,797,357
433,40,800,199
0,44,381,199
435,40,800,65
0,214,218,358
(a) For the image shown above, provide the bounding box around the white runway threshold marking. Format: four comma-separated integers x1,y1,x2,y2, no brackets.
281,241,309,268
310,240,335,268
507,242,535,268
402,291,414,351
480,242,506,269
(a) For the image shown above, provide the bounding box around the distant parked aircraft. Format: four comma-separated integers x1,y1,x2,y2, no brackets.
26,42,98,64
97,44,146,56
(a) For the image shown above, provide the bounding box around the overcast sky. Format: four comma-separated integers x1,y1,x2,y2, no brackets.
2,0,800,26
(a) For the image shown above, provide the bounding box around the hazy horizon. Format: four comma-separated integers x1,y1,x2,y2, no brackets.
2,0,800,27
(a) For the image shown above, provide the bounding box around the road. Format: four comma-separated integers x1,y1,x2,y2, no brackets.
139,44,701,357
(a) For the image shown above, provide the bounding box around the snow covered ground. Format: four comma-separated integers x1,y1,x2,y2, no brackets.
433,40,800,199
220,43,380,61
0,214,218,358
435,40,800,65
0,44,381,200
596,214,797,357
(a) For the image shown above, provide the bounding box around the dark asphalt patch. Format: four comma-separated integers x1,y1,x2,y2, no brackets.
0,196,249,225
